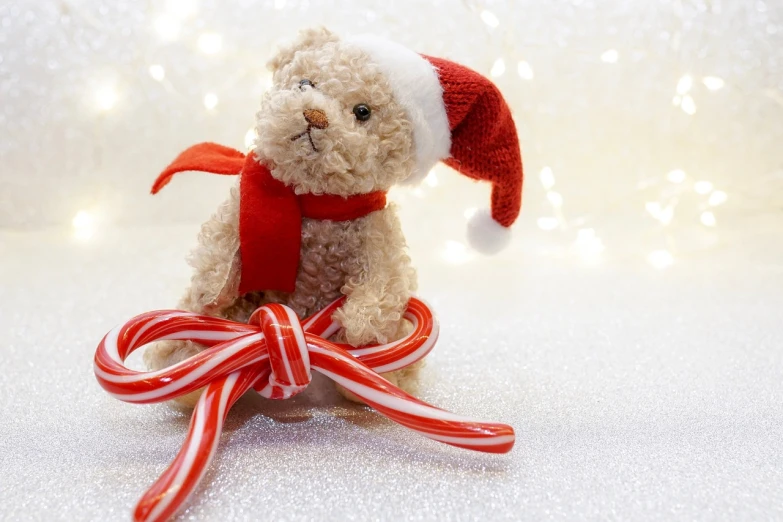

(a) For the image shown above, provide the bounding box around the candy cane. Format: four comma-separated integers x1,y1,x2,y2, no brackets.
94,297,515,522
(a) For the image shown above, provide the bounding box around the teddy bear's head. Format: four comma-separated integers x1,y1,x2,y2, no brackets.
253,27,415,197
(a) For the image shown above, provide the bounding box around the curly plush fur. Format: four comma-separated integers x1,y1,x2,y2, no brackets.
145,27,423,407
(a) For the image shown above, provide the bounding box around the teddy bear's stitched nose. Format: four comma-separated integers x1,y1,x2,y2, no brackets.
303,109,329,129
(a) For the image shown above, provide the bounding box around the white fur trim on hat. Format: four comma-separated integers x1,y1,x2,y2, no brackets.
346,34,451,183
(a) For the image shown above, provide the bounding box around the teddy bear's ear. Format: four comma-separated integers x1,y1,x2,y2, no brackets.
267,27,339,73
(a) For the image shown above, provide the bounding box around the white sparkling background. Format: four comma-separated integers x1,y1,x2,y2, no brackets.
1,0,782,520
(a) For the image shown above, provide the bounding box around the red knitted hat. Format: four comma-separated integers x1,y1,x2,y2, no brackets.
348,36,524,252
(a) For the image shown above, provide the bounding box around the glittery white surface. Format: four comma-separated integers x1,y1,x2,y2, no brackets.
2,0,783,520
2,217,782,521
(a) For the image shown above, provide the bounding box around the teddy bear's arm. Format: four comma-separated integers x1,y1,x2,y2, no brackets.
177,182,242,316
334,204,417,346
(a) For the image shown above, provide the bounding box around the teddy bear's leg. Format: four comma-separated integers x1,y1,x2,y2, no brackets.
332,206,421,403
143,292,265,408
336,319,425,403
335,366,423,403
143,340,205,408
144,183,251,408
143,291,266,407
381,317,423,395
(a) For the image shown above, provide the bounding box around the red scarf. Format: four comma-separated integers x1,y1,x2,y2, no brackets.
151,142,387,294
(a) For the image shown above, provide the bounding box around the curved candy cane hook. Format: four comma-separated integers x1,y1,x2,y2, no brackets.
94,297,515,522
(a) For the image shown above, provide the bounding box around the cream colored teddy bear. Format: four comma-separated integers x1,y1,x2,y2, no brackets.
145,27,524,407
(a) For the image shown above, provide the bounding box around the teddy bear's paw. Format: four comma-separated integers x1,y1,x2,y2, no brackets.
143,340,206,409
340,319,386,347
334,308,409,347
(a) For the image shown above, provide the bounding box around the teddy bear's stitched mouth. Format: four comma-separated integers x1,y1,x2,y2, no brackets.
290,129,319,152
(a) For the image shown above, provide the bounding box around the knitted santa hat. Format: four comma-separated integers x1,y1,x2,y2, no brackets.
348,35,523,253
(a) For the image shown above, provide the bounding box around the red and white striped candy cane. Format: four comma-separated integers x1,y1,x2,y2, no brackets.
94,297,515,522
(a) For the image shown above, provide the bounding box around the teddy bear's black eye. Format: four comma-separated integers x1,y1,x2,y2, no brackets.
299,79,314,90
352,104,371,122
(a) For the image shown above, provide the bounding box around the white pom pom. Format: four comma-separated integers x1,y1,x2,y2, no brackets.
466,209,512,254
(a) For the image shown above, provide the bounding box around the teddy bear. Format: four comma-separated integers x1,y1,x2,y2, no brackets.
144,26,523,407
